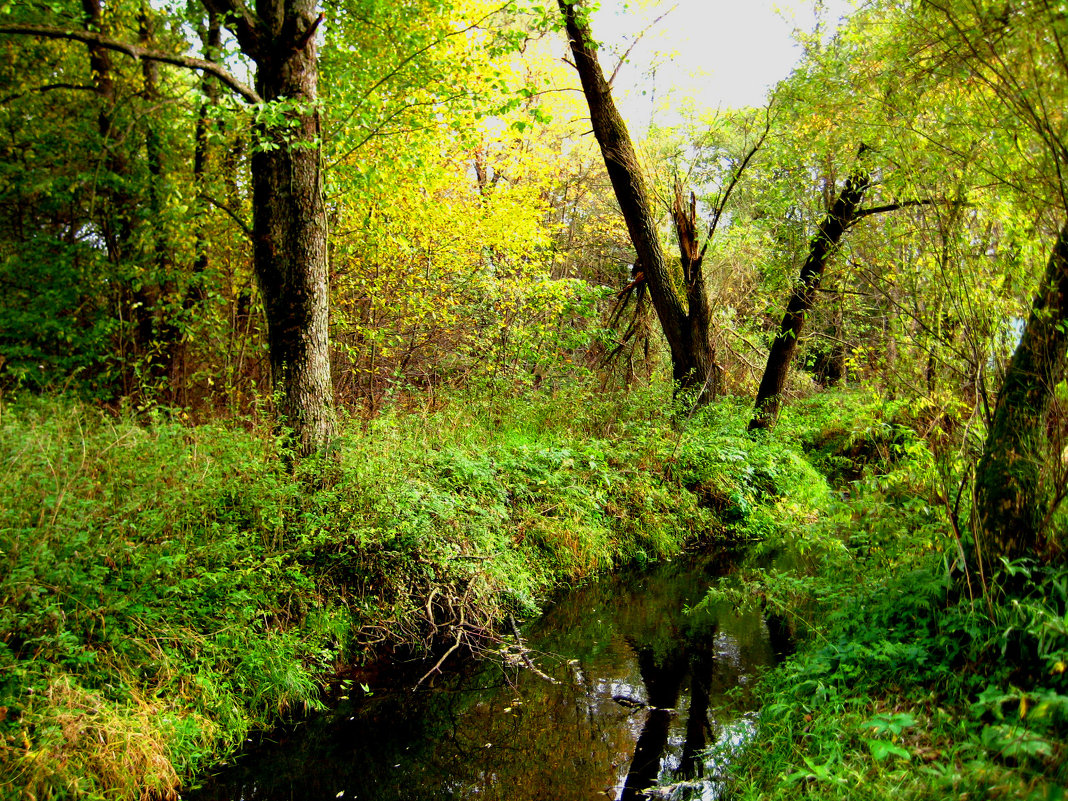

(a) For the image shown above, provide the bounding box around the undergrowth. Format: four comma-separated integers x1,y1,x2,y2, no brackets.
0,382,827,799
715,391,1068,801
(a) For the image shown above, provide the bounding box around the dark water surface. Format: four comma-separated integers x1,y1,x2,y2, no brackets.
191,551,784,801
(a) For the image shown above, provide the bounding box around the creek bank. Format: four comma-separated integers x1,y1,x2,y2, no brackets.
716,395,1068,799
0,393,831,799
191,549,789,801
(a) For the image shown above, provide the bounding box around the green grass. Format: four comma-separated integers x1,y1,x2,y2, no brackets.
0,382,831,799
717,391,1068,801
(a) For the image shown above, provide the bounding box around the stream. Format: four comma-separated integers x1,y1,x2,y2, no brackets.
191,550,788,801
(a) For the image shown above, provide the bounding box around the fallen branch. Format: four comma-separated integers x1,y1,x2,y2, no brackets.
415,627,464,688
509,615,558,684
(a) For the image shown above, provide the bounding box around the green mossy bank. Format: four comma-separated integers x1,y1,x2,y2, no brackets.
0,386,829,799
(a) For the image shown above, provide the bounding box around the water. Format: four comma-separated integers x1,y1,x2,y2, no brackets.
191,550,785,801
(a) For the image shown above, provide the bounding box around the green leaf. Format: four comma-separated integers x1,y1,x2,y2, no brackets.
981,724,1053,760
863,711,917,737
866,738,911,761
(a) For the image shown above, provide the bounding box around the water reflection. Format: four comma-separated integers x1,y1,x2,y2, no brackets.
191,551,780,801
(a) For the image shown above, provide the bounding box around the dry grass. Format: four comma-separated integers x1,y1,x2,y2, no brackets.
1,678,183,801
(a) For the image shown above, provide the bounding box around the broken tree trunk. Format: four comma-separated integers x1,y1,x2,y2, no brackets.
559,0,719,401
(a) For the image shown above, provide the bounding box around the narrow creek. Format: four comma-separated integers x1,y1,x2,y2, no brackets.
191,550,788,800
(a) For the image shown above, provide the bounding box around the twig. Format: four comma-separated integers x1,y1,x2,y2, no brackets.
415,627,464,688
509,615,558,684
703,98,774,251
607,6,676,87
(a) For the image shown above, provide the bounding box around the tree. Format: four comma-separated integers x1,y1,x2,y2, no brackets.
748,151,871,431
901,0,1068,566
735,4,988,434
809,0,1068,568
201,0,333,456
557,0,730,402
0,3,189,399
975,223,1068,564
2,1,335,456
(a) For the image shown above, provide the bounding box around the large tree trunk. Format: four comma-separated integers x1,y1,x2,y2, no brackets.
252,20,333,457
748,158,871,432
974,222,1068,567
207,0,334,456
559,1,717,399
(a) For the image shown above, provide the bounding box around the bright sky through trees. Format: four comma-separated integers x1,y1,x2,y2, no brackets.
593,0,855,129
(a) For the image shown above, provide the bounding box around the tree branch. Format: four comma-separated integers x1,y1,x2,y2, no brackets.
293,11,325,52
607,5,676,88
201,193,253,239
701,98,774,258
199,0,266,62
330,7,509,134
0,82,97,104
0,23,263,104
852,198,954,219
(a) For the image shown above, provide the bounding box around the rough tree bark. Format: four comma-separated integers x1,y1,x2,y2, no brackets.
748,153,871,432
558,0,720,401
202,0,334,456
974,222,1068,567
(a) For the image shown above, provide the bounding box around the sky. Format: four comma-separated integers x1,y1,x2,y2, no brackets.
589,0,856,131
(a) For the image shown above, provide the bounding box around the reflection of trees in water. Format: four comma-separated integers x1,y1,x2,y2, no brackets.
427,666,640,799
620,644,689,801
765,612,794,660
619,611,719,801
679,648,714,777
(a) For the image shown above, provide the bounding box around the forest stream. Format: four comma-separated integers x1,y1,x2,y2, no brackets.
191,551,790,801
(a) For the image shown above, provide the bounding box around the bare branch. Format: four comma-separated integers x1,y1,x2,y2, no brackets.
0,23,263,104
607,5,676,88
701,99,774,258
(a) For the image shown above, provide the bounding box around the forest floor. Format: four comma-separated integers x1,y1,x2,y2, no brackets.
0,384,1064,799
